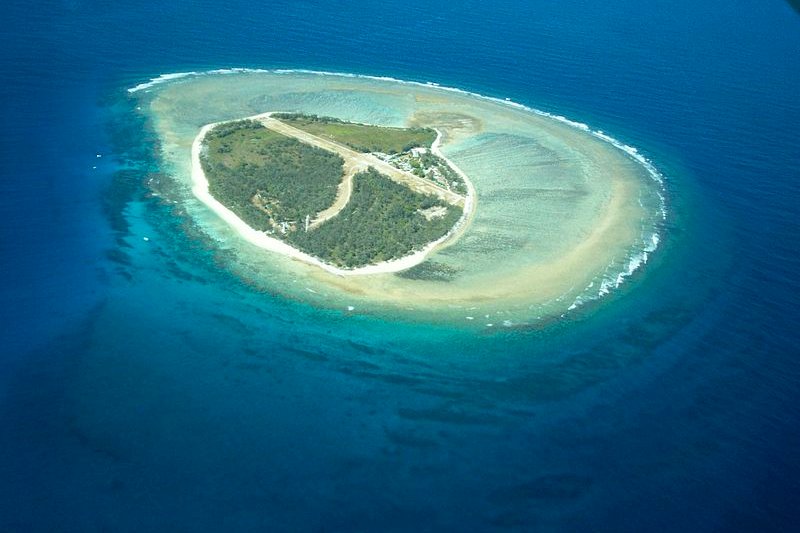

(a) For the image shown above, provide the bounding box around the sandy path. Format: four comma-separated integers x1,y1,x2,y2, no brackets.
256,114,466,208
308,157,364,229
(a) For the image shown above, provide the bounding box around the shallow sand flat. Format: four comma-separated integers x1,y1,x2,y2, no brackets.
137,70,664,324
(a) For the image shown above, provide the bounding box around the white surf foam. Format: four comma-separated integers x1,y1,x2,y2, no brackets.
127,72,199,93
130,67,668,309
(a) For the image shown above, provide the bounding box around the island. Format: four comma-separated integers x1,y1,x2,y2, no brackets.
192,113,476,275
144,70,666,323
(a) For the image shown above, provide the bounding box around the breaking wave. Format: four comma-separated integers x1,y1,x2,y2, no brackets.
130,68,667,315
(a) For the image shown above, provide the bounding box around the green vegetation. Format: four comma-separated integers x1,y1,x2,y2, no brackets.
417,151,465,193
289,168,461,268
200,120,344,232
201,119,463,270
384,150,468,195
274,113,437,154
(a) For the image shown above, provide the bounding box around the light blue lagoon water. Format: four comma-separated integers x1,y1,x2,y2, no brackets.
2,1,799,531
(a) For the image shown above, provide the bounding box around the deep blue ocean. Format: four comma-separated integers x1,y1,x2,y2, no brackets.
2,0,800,530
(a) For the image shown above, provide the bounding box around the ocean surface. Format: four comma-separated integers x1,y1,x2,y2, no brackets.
2,0,799,531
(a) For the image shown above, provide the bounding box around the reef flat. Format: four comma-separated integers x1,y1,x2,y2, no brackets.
133,70,665,326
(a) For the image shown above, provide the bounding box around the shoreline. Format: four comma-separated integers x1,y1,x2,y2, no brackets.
190,115,477,277
142,69,668,322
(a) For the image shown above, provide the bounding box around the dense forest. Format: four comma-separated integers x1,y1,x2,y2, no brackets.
201,120,344,231
274,113,437,154
289,168,462,268
201,120,461,269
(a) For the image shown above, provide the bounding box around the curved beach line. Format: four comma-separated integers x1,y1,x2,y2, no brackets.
191,117,477,277
138,67,665,306
131,67,664,207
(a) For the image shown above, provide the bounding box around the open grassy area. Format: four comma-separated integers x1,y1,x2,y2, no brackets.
274,113,437,154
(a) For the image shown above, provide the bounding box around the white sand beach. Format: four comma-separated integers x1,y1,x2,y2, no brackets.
148,70,664,322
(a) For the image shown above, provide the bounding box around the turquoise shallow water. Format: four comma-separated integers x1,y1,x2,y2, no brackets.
138,70,664,325
2,0,800,530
